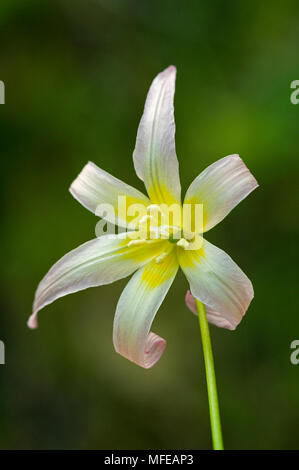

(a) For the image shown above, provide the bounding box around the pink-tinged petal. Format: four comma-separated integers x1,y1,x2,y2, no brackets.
184,155,258,232
133,66,181,205
113,250,178,368
185,290,237,330
69,161,150,228
185,290,197,315
28,234,168,329
179,239,254,330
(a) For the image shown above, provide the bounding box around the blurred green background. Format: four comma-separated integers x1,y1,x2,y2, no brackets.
1,0,299,450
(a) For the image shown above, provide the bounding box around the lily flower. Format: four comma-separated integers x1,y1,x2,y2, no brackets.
28,66,258,369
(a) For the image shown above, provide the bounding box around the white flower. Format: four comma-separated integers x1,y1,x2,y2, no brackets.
28,66,258,369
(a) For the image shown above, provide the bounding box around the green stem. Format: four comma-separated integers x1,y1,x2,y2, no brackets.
196,299,224,450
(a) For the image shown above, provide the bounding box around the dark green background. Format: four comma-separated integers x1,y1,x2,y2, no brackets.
1,0,298,449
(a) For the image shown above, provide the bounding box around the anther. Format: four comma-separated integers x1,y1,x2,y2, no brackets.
177,238,190,249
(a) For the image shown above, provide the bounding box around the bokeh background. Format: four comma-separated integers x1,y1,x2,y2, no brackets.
1,0,299,450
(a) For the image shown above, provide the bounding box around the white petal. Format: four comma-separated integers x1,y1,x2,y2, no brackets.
69,161,150,228
184,155,258,232
113,250,178,368
179,239,254,330
28,234,167,329
185,290,237,330
133,66,181,205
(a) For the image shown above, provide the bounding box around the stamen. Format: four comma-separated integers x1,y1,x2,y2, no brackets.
160,227,170,238
147,204,167,223
149,225,160,238
177,238,190,249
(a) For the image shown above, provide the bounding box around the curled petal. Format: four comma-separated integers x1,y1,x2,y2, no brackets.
133,66,181,205
185,290,197,315
70,161,150,228
185,290,238,330
113,250,178,368
179,239,254,330
184,154,258,232
28,234,167,329
143,332,167,369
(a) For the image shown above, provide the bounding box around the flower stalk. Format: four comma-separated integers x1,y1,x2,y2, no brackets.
196,299,224,450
